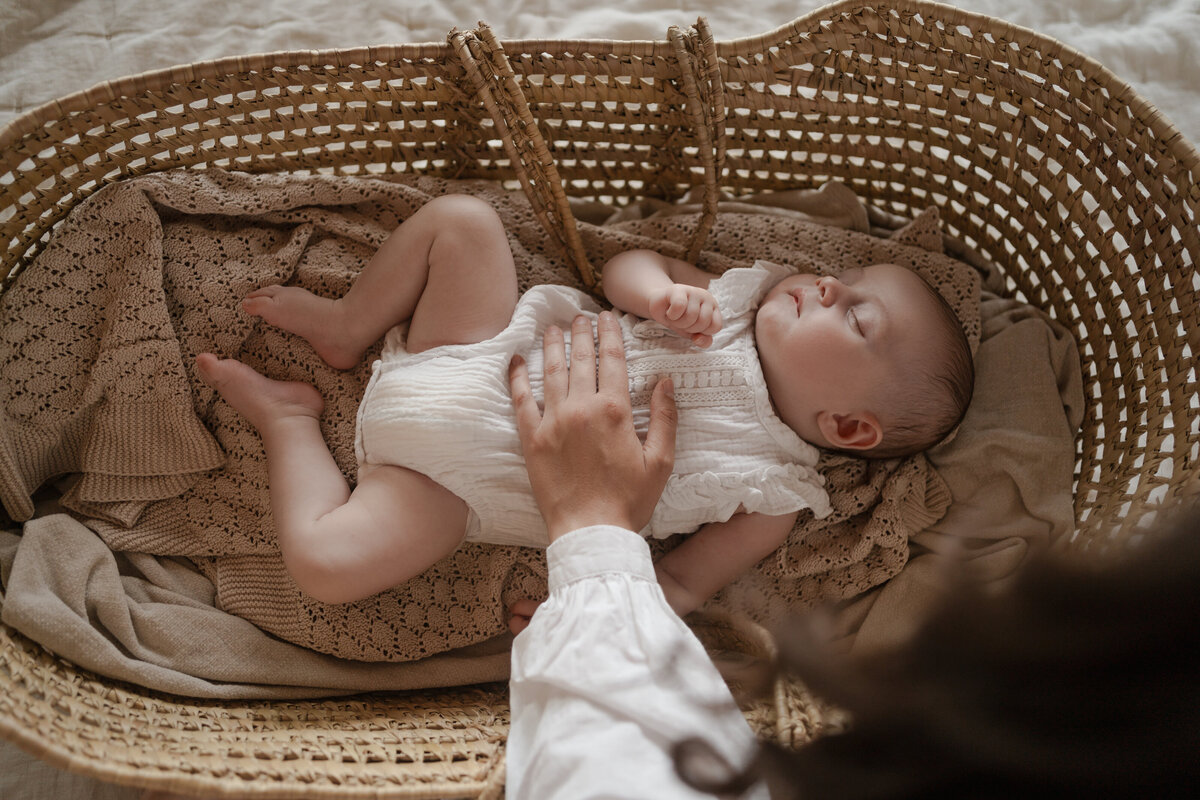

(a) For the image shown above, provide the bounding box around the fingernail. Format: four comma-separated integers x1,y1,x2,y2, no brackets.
662,378,675,398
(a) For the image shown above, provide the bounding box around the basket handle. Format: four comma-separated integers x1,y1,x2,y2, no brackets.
448,23,597,289
668,18,727,263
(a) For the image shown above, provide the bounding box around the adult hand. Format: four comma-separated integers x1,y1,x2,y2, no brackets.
509,310,677,542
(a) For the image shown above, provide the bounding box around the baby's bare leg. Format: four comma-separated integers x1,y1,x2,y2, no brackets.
244,194,519,367
196,354,467,604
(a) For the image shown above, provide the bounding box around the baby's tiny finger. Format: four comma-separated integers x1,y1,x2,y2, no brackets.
676,294,700,328
666,287,688,321
688,304,713,334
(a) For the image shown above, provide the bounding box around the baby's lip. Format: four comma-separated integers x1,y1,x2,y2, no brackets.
790,289,803,314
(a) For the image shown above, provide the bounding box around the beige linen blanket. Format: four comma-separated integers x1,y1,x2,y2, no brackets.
0,170,1070,689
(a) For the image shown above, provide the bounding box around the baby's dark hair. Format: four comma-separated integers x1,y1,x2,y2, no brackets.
870,276,974,459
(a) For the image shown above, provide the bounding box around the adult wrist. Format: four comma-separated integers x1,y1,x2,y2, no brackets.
545,510,638,542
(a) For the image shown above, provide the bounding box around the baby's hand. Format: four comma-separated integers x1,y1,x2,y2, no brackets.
647,284,723,347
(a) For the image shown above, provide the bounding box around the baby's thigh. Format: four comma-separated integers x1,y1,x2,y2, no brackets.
408,195,519,351
343,464,470,579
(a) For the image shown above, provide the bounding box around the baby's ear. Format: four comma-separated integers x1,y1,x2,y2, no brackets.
890,207,944,254
817,411,883,451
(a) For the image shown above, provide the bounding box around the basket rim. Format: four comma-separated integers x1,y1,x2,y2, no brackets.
0,629,510,798
0,713,502,799
2,0,1196,173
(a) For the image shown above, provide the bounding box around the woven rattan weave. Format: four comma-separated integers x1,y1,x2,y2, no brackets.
1,0,1197,795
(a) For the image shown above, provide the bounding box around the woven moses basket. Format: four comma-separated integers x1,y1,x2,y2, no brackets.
2,0,1197,796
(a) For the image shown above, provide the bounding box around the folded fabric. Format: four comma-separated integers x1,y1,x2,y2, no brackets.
0,514,510,698
0,256,1082,692
0,170,980,663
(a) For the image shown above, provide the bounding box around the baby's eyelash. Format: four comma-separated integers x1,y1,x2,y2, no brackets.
848,307,862,335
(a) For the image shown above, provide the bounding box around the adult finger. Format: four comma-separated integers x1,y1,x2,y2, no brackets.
596,311,631,397
568,315,596,396
541,324,568,408
643,377,678,479
509,355,542,444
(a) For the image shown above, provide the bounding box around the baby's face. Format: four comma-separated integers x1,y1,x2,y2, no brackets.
755,263,941,447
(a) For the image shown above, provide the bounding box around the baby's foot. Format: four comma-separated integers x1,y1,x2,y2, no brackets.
242,285,364,370
196,353,324,432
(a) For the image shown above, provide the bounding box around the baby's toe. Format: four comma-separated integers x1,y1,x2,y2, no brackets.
242,294,276,317
195,353,236,389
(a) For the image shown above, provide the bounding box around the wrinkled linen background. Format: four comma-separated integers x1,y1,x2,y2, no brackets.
1,1,1196,797
2,0,1197,143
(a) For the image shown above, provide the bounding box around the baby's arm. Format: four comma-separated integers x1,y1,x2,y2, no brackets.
507,510,796,633
602,250,723,347
654,511,799,617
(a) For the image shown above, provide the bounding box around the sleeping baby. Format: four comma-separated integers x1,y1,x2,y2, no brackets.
195,193,973,624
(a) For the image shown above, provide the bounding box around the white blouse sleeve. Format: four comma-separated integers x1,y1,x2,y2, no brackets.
507,525,768,800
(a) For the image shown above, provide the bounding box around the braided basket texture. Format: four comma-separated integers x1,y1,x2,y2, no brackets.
1,0,1197,794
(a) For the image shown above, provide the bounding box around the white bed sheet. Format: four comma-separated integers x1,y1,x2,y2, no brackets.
1,0,1197,142
0,1,1196,798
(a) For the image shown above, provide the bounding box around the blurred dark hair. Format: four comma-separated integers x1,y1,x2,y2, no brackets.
677,509,1200,798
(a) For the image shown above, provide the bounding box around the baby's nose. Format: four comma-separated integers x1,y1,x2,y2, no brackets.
816,275,841,305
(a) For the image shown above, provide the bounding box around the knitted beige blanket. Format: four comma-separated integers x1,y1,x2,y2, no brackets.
0,170,978,661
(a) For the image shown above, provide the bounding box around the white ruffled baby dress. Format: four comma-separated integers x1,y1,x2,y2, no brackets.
355,259,831,548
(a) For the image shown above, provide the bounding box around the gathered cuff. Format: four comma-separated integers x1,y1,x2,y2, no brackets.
546,525,656,592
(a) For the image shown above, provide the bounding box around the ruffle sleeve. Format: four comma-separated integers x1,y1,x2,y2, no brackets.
646,461,832,539
705,260,794,320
